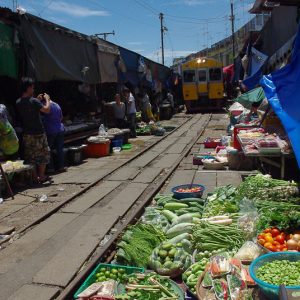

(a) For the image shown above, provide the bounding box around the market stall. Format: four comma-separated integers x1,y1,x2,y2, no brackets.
73,174,300,300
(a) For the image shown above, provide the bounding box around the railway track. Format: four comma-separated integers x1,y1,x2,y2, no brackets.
0,113,211,299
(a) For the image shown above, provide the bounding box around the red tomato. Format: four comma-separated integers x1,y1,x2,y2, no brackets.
267,245,276,252
275,235,285,244
257,234,264,240
273,241,280,246
264,228,272,234
271,228,281,237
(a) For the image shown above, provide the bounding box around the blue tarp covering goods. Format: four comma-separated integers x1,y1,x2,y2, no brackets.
261,24,300,168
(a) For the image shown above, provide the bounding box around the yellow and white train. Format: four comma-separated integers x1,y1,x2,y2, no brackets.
181,57,224,112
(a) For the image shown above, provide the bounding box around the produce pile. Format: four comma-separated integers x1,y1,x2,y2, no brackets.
75,174,300,300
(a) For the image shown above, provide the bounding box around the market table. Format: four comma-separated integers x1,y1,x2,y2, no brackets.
237,134,293,179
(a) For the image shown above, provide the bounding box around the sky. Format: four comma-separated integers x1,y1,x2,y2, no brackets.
1,0,255,66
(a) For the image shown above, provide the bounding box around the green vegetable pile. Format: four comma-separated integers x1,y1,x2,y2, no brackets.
256,260,300,286
192,222,245,252
115,273,180,300
255,200,300,231
116,223,165,268
94,266,127,283
202,185,239,218
236,174,299,203
183,260,209,294
149,241,192,276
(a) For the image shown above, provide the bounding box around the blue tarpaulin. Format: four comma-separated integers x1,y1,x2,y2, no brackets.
243,47,268,90
261,24,300,168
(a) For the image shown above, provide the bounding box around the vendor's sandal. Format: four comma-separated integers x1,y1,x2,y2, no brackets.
38,176,51,184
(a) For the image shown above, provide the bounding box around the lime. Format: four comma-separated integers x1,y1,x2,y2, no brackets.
118,268,125,274
111,269,118,275
105,271,111,277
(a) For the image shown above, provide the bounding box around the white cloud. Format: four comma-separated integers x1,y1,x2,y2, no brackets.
48,1,110,17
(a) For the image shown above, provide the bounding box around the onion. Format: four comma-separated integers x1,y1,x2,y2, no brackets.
286,239,298,250
292,234,300,242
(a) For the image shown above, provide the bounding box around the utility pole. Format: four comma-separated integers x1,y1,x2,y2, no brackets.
230,0,236,60
159,13,165,65
12,0,17,11
95,30,115,41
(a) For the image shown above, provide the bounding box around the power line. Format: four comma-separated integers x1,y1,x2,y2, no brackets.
37,0,55,16
132,0,159,15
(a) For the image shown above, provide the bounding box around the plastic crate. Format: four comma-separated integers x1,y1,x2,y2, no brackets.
74,263,144,298
249,252,300,300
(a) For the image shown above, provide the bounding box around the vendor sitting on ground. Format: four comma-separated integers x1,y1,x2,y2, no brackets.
0,104,19,158
140,91,155,123
38,94,65,173
107,94,126,129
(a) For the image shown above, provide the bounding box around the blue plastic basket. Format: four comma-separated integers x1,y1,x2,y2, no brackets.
249,252,300,300
171,184,205,199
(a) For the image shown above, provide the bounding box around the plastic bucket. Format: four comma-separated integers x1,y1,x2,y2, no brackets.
111,138,123,149
84,140,110,158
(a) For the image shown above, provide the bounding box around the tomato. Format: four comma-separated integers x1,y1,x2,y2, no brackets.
258,239,266,246
267,245,276,252
264,235,274,243
282,247,288,251
275,235,285,244
273,241,280,246
257,234,264,240
264,242,273,249
264,228,272,234
271,228,281,237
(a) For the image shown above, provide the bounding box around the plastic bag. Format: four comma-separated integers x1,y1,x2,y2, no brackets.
98,124,107,136
141,207,170,231
149,243,192,278
227,273,248,300
234,241,262,262
238,198,259,240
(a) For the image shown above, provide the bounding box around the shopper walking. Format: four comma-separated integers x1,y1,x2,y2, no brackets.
16,78,51,183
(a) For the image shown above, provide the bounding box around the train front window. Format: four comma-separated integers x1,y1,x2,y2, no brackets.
198,70,207,82
183,70,195,83
209,68,222,81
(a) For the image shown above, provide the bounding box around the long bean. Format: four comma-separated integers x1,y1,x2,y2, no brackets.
192,222,245,251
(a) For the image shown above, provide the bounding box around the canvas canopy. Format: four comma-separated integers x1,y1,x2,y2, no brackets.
18,14,99,84
234,87,265,109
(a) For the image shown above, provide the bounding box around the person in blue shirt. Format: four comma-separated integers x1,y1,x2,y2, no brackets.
38,94,65,173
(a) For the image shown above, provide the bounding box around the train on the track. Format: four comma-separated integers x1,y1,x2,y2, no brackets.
180,57,225,112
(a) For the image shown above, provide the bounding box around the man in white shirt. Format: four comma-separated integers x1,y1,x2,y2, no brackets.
123,88,137,138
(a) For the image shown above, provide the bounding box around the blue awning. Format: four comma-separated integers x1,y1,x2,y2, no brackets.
243,47,268,90
261,24,300,168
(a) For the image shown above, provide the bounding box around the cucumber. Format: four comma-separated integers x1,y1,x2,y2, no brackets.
164,202,189,211
172,213,193,225
161,210,178,222
166,222,194,238
168,233,191,244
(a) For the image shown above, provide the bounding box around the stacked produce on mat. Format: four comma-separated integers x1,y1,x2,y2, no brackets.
74,174,300,300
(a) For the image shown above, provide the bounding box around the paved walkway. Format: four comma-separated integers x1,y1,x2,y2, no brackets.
0,113,208,299
0,113,253,300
